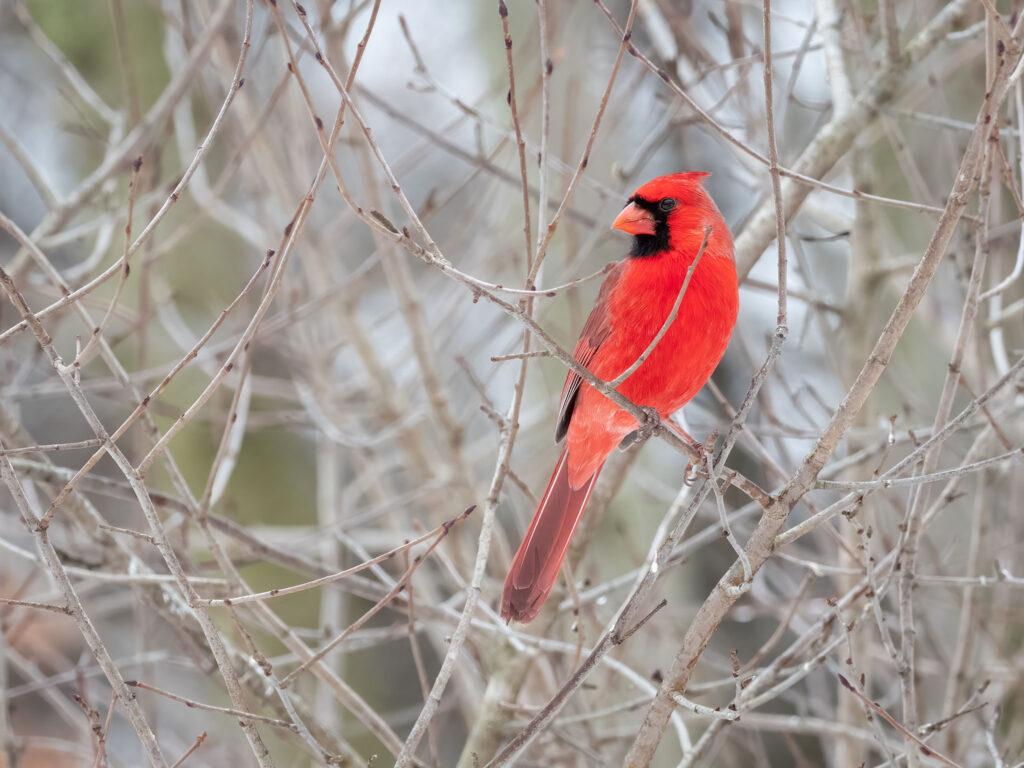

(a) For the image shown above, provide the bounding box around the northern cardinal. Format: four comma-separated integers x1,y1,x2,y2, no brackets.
501,172,739,623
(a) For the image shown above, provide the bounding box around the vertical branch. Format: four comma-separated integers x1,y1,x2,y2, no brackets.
534,0,639,271
498,0,534,269
896,20,1002,760
823,0,875,763
762,0,787,335
534,0,552,256
879,0,900,65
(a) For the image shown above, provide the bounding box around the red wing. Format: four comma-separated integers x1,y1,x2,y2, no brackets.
554,261,624,442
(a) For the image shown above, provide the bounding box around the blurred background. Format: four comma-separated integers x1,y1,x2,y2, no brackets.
0,0,1021,766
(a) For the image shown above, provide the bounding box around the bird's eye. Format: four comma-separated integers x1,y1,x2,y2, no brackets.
659,198,677,212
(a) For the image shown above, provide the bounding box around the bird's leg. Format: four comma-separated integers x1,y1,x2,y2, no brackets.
661,417,700,450
662,420,717,485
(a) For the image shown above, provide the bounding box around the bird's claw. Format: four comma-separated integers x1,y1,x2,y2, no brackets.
683,450,704,486
683,431,719,486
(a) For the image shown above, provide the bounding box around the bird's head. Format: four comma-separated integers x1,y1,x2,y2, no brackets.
612,172,730,260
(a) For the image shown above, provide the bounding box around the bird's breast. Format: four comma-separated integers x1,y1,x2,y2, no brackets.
564,251,738,487
596,254,738,408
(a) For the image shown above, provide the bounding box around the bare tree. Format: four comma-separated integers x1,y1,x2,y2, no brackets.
0,1,1021,767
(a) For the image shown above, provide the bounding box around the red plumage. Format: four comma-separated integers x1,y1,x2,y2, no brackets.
501,173,739,624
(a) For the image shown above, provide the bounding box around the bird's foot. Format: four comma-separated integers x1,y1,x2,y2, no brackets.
683,452,703,486
683,430,719,486
636,406,661,443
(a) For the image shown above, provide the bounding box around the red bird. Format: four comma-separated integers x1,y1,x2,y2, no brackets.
501,172,739,623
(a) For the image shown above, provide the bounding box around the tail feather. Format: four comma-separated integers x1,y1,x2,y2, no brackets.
501,448,601,623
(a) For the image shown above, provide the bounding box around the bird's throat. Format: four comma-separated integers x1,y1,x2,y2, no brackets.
629,228,670,258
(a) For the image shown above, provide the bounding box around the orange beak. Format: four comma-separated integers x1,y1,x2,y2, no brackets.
611,202,656,236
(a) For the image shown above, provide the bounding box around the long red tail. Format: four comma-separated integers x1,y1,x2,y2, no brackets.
501,447,601,623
